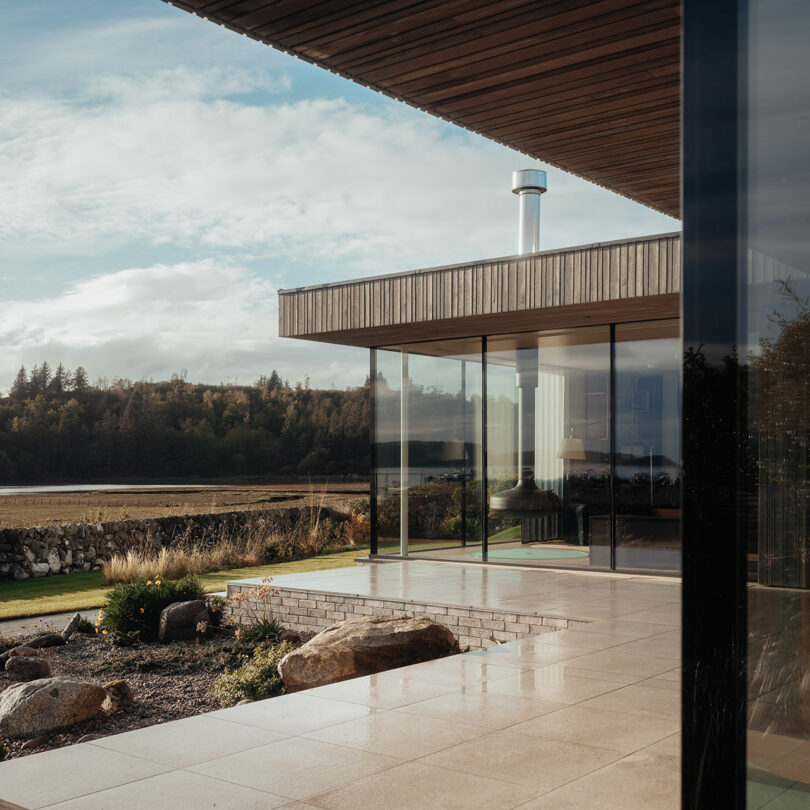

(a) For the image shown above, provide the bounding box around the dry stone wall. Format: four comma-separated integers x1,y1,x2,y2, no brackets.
0,507,334,581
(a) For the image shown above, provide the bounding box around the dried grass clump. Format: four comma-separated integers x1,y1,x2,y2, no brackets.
102,485,368,584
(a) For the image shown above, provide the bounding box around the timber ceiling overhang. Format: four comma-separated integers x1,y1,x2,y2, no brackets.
164,0,681,218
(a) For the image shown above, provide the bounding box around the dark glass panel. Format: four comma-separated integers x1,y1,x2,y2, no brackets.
745,0,810,798
614,320,682,572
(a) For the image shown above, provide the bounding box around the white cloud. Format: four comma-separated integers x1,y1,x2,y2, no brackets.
0,30,678,391
0,65,677,280
0,259,366,391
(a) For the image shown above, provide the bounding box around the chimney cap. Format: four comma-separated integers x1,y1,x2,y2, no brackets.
512,169,547,195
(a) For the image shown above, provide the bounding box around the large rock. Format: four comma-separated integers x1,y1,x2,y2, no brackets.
101,680,134,713
0,678,106,739
25,634,65,649
5,657,52,682
158,600,209,643
60,611,84,641
8,646,40,658
278,615,457,692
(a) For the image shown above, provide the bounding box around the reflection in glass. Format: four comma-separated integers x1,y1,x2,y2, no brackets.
745,0,810,798
614,321,681,571
486,327,611,568
374,339,483,556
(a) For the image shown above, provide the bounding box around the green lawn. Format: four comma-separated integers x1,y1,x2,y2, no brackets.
0,549,363,621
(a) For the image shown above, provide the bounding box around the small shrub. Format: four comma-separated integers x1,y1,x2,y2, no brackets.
207,595,228,628
74,617,97,635
0,635,20,653
102,576,205,642
210,642,294,707
0,737,7,761
239,616,283,645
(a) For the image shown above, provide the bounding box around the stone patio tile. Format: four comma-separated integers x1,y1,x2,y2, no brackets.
305,672,457,709
511,704,679,753
563,649,676,679
580,682,681,721
515,750,679,809
41,769,288,810
397,690,564,729
612,632,682,659
587,618,679,638
619,607,681,626
206,692,377,734
384,656,522,687
641,732,681,760
464,641,593,667
477,665,623,704
307,761,536,810
532,627,639,651
188,737,401,800
555,664,643,685
303,707,490,759
90,714,287,767
639,674,682,692
0,743,171,809
419,728,623,794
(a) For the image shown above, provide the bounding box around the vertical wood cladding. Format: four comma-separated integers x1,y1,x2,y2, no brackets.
279,233,680,342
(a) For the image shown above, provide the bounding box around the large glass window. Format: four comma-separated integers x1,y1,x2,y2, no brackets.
372,321,681,572
486,327,611,569
614,320,681,572
372,339,483,557
744,0,810,798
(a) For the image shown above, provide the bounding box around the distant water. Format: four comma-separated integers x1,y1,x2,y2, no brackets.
0,484,220,497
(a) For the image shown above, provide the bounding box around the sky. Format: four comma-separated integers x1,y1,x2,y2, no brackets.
0,0,679,394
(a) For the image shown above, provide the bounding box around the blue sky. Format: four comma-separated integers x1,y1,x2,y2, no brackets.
0,0,678,392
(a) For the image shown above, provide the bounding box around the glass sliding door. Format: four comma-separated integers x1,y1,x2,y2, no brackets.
614,320,682,572
372,349,402,552
485,326,611,568
373,338,483,558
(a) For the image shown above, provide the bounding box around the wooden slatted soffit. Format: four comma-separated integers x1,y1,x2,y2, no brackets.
164,0,681,218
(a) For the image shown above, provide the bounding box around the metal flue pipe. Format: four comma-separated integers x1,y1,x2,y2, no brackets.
491,169,560,518
512,169,547,255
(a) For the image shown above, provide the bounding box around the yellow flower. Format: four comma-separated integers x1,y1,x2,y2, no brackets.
154,580,161,585
139,608,145,613
146,580,152,585
101,630,108,635
95,627,99,634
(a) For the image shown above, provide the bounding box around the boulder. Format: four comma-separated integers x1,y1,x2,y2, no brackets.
60,612,84,641
8,646,39,658
0,678,107,739
158,600,209,643
5,657,52,682
25,634,65,649
278,615,458,692
9,564,28,581
101,680,134,712
46,548,61,574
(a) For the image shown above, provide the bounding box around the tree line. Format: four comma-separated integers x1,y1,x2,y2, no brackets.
0,365,369,482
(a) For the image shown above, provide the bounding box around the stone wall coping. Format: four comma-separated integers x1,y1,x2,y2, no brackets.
226,579,593,626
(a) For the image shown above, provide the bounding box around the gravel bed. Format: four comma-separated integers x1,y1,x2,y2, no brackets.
0,626,304,760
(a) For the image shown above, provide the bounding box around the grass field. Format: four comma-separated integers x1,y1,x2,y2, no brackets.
0,549,364,621
0,482,368,529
